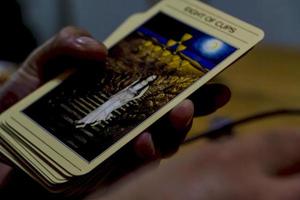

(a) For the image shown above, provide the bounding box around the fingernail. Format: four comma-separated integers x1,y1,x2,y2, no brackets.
185,113,194,127
181,102,194,127
138,132,157,160
144,133,156,158
170,100,194,130
75,36,100,47
214,87,231,109
75,36,108,58
0,163,13,188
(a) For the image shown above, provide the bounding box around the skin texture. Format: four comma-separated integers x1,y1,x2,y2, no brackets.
0,27,230,199
87,128,300,200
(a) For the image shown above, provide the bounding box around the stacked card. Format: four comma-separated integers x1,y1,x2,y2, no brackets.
0,0,264,194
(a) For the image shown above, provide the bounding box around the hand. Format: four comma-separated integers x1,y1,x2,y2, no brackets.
0,27,230,198
91,128,300,200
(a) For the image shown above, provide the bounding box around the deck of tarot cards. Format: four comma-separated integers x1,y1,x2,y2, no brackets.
0,0,264,194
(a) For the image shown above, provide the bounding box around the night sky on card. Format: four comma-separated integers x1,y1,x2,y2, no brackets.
138,13,236,70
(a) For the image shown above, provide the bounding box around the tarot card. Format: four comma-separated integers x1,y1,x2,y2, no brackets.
0,0,264,181
3,116,82,176
0,125,67,185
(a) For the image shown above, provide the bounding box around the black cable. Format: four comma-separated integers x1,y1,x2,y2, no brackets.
184,109,300,144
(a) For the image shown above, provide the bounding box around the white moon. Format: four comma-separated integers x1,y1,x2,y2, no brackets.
202,39,224,54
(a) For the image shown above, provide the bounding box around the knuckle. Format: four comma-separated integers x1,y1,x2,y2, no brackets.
60,26,80,34
57,26,78,39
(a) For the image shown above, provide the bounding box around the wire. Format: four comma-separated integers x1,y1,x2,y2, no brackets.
184,108,300,144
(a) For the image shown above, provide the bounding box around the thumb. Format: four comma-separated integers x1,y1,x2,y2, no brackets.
23,26,108,82
0,26,107,112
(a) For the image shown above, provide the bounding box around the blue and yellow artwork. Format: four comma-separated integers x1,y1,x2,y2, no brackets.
137,13,237,70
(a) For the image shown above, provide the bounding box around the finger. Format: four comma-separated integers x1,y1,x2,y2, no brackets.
22,26,108,82
0,162,13,188
150,99,194,157
133,132,158,161
97,140,160,187
189,83,231,116
2,26,108,109
29,26,107,67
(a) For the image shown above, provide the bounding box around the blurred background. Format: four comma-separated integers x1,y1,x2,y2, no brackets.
1,0,299,137
10,0,300,47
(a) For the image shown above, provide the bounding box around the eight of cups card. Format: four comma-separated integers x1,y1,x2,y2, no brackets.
0,0,264,185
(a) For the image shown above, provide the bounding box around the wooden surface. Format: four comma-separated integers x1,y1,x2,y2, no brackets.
188,44,300,138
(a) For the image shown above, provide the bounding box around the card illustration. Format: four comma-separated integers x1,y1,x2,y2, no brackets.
23,13,237,161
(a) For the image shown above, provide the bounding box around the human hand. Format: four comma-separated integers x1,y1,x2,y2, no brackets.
0,26,230,198
92,128,300,200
